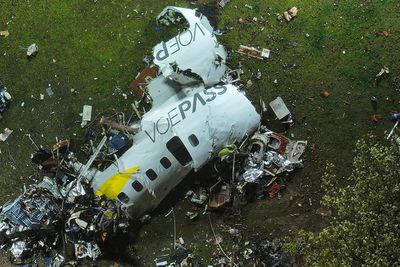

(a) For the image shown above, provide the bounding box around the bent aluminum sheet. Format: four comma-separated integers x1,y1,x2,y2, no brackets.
153,6,227,87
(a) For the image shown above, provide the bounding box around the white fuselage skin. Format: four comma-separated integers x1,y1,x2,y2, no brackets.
88,83,260,217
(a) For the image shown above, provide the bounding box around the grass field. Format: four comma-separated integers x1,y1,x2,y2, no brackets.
0,0,399,265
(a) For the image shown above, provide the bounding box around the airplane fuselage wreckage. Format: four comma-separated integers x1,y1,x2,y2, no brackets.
0,6,309,264
0,6,263,264
75,6,260,216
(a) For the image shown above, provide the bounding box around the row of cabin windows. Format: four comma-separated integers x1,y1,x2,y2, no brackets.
117,134,199,204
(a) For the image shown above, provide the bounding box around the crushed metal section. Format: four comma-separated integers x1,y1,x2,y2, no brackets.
0,141,130,264
153,6,227,87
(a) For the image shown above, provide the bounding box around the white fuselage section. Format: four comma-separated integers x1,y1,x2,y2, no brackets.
89,83,260,216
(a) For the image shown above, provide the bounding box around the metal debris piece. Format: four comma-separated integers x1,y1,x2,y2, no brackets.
100,116,138,134
221,69,241,84
375,66,390,79
242,168,264,183
0,83,12,115
153,6,227,86
0,128,13,141
217,0,230,8
129,65,158,97
386,121,399,140
191,188,208,205
269,97,290,120
74,241,101,260
27,43,39,57
81,105,92,127
154,256,169,266
0,30,9,37
237,45,270,60
208,181,231,209
234,129,306,198
0,138,130,265
46,84,54,97
283,7,298,22
82,105,92,121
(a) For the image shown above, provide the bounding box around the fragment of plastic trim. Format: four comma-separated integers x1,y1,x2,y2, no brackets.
153,6,227,87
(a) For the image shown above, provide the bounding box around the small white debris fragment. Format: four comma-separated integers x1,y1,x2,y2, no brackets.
39,94,44,100
342,50,346,54
82,105,92,122
269,97,290,120
375,66,389,78
27,43,38,57
261,48,271,58
0,128,13,141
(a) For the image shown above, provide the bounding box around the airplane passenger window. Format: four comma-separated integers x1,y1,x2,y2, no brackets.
117,192,130,203
146,169,158,181
160,157,172,169
188,134,199,147
132,180,143,192
166,136,193,166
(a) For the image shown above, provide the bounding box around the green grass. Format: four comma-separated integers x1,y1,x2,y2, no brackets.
0,0,399,265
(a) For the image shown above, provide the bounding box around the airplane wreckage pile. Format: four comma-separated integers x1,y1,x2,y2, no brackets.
0,7,306,266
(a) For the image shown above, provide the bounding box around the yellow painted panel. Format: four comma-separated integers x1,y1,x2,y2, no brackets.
95,166,139,199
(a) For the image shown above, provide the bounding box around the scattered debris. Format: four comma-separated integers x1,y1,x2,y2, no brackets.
208,180,231,209
269,97,290,120
0,6,309,266
283,7,298,22
0,140,130,264
0,30,10,37
46,84,54,97
0,128,13,141
389,111,400,122
386,121,399,140
244,4,253,10
217,0,230,9
221,69,241,84
375,66,390,81
0,81,11,116
80,105,92,127
237,45,270,60
27,43,39,57
371,114,382,123
321,90,330,97
252,239,287,266
129,65,158,97
100,116,138,134
383,30,389,37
